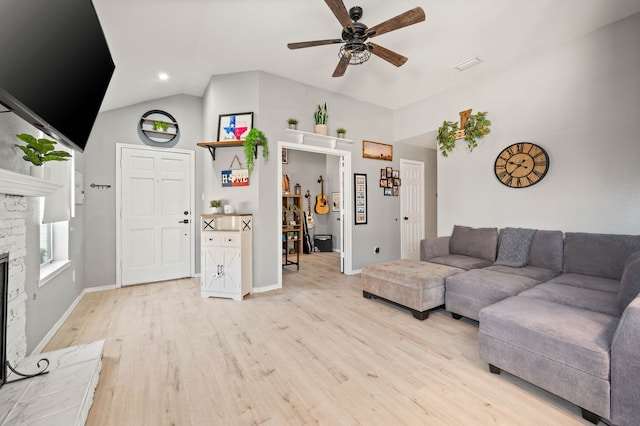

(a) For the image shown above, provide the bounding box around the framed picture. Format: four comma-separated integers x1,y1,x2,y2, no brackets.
217,112,253,141
394,178,401,186
354,173,367,225
392,170,399,179
393,186,399,196
379,179,387,188
380,169,386,179
282,147,288,164
331,192,341,212
386,167,393,177
363,140,393,161
384,187,392,196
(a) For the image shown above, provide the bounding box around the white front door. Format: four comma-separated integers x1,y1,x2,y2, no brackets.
120,146,193,286
400,159,425,259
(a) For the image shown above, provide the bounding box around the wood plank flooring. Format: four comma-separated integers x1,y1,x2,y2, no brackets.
45,252,595,425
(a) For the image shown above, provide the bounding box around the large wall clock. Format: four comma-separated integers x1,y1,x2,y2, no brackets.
494,142,549,188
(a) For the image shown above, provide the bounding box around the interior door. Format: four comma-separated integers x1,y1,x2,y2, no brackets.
121,147,192,286
401,159,424,259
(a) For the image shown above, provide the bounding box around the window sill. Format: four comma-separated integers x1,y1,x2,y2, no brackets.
39,260,71,288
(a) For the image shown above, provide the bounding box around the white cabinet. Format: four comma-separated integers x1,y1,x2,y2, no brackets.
200,214,252,300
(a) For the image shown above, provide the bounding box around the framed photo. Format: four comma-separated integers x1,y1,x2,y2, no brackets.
282,147,288,164
384,187,392,196
386,167,393,177
379,179,387,188
354,173,367,225
217,112,253,141
394,178,401,186
392,170,399,179
393,186,399,196
380,169,386,179
363,140,393,161
331,192,341,212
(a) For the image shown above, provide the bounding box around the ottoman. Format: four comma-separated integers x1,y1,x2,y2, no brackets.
361,259,464,320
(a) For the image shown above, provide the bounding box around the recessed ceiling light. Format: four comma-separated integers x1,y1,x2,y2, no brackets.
454,57,482,71
158,72,169,81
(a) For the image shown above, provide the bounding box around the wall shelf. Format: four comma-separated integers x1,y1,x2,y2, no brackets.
280,128,353,149
0,168,62,197
196,141,263,161
139,110,179,144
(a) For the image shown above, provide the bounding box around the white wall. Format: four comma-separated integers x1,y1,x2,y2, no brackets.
395,12,640,236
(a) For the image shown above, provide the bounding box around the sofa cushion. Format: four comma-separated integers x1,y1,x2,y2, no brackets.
618,256,640,312
484,265,561,282
445,269,539,320
563,232,640,280
493,227,536,267
429,255,493,270
449,225,498,262
519,283,621,317
546,273,619,294
528,230,564,271
480,296,619,381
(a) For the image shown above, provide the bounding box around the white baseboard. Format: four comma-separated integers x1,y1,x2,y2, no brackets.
252,283,282,294
348,268,362,275
30,285,115,356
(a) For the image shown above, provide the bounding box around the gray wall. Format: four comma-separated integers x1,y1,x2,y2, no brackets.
83,94,204,287
0,113,86,353
395,12,640,236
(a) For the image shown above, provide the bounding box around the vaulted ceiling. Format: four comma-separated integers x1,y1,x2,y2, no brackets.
94,0,640,112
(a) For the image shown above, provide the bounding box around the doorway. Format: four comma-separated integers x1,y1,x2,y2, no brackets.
276,141,353,289
115,144,195,287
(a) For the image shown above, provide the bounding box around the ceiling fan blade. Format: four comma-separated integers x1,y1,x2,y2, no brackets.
366,7,425,38
332,54,350,77
287,39,343,49
368,42,408,67
325,0,353,33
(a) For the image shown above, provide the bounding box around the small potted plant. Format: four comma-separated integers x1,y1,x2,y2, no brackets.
15,133,72,179
243,128,269,175
209,200,222,214
336,127,346,138
287,118,298,130
153,120,169,132
314,103,328,135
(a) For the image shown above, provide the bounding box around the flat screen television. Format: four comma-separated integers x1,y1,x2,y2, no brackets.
0,0,115,152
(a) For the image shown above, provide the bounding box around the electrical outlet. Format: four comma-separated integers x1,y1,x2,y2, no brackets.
374,246,380,254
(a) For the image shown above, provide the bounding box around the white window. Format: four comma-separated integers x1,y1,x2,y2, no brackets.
40,223,53,265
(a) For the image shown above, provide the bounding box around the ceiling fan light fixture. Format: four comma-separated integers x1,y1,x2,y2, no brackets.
454,57,482,71
339,43,371,65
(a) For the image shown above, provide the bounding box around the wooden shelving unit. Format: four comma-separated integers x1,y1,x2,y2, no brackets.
282,194,302,271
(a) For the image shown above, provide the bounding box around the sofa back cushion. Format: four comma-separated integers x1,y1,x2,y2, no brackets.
493,227,536,267
563,232,640,280
528,230,564,271
618,255,640,312
449,225,498,262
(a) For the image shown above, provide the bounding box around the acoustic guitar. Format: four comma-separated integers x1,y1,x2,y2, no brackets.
304,190,315,229
315,176,329,215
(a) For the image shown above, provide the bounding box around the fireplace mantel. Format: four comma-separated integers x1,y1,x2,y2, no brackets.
0,168,61,197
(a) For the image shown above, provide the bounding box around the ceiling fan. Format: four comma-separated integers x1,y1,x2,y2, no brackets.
287,0,426,77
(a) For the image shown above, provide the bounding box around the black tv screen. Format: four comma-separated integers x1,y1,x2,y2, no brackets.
0,0,115,152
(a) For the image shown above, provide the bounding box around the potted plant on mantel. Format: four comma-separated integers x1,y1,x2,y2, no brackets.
314,103,328,136
287,118,298,130
243,128,269,175
209,199,222,214
336,127,346,138
14,133,71,179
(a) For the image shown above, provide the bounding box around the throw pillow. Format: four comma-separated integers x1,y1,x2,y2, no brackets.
493,227,537,268
619,256,640,312
449,225,498,261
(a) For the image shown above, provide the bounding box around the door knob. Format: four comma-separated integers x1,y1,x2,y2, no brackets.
179,219,189,224
404,217,409,220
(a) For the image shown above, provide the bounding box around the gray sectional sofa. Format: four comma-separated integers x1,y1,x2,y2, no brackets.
417,226,640,426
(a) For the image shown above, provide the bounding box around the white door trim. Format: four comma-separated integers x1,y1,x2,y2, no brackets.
115,143,195,288
276,141,353,290
400,159,425,259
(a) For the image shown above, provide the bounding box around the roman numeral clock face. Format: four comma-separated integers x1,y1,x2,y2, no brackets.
494,143,549,188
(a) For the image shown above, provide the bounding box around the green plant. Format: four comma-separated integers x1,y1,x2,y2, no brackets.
209,200,222,208
336,127,346,135
314,103,328,125
282,203,301,223
14,133,72,166
436,111,491,157
243,128,269,175
287,118,298,125
153,120,168,132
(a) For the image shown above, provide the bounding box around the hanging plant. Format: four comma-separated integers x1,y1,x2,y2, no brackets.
436,111,491,157
243,128,269,175
436,121,459,157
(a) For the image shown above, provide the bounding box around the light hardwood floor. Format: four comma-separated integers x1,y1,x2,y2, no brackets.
45,252,594,425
